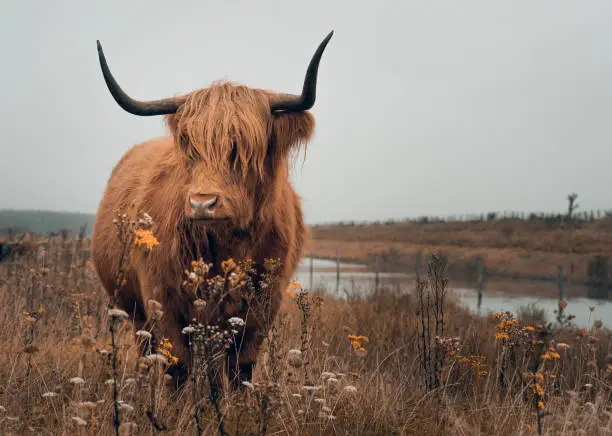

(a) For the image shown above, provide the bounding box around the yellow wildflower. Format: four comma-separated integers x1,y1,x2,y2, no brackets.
134,229,159,251
158,338,179,366
495,333,509,341
534,384,544,396
348,334,369,342
221,259,237,274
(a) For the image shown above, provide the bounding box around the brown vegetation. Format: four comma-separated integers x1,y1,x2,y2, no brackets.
307,218,612,283
0,235,610,434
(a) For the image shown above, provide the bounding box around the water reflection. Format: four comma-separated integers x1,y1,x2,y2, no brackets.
295,258,611,329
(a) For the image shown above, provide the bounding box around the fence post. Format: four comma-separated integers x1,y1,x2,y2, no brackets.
557,265,565,322
374,255,380,293
477,257,484,311
335,250,340,294
309,252,313,291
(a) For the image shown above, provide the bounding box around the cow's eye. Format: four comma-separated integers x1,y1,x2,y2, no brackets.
229,143,239,169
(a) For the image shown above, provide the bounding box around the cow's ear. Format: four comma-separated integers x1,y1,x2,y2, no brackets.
165,113,192,159
271,111,315,152
165,113,179,135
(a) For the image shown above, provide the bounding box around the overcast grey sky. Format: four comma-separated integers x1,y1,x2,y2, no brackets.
1,0,611,223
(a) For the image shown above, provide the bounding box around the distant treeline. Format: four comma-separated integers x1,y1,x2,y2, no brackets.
2,207,611,238
312,209,612,228
0,209,95,236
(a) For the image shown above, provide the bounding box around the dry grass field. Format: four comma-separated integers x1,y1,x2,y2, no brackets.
0,231,610,435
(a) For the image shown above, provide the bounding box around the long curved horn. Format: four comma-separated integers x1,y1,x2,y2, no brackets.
97,41,182,116
270,31,334,112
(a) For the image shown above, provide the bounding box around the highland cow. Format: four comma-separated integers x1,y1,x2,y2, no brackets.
91,32,333,389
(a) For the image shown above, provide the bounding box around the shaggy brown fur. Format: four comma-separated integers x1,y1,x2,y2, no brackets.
92,82,314,388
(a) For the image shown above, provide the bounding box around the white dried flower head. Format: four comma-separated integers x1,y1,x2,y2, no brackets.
302,385,322,392
194,299,207,308
119,403,134,412
72,417,87,426
557,343,570,350
228,317,245,327
105,379,115,385
288,349,303,368
99,348,109,355
135,330,152,339
97,400,105,404
291,393,302,399
0,405,5,412
42,392,57,398
326,377,339,385
322,406,332,413
322,341,329,347
321,372,335,380
182,326,196,335
343,385,357,394
241,381,254,389
78,402,96,410
188,272,197,280
69,377,85,385
297,409,304,415
585,383,593,389
314,398,325,404
146,354,168,365
108,309,129,319
124,378,137,386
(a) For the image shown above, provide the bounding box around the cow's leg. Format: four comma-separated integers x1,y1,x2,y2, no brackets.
224,281,282,390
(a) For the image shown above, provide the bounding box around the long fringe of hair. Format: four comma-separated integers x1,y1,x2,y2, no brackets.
168,81,273,180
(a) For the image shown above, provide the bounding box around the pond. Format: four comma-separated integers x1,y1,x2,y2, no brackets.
295,257,611,329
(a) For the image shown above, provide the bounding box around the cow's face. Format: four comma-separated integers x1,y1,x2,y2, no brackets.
167,85,272,229
169,85,315,230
